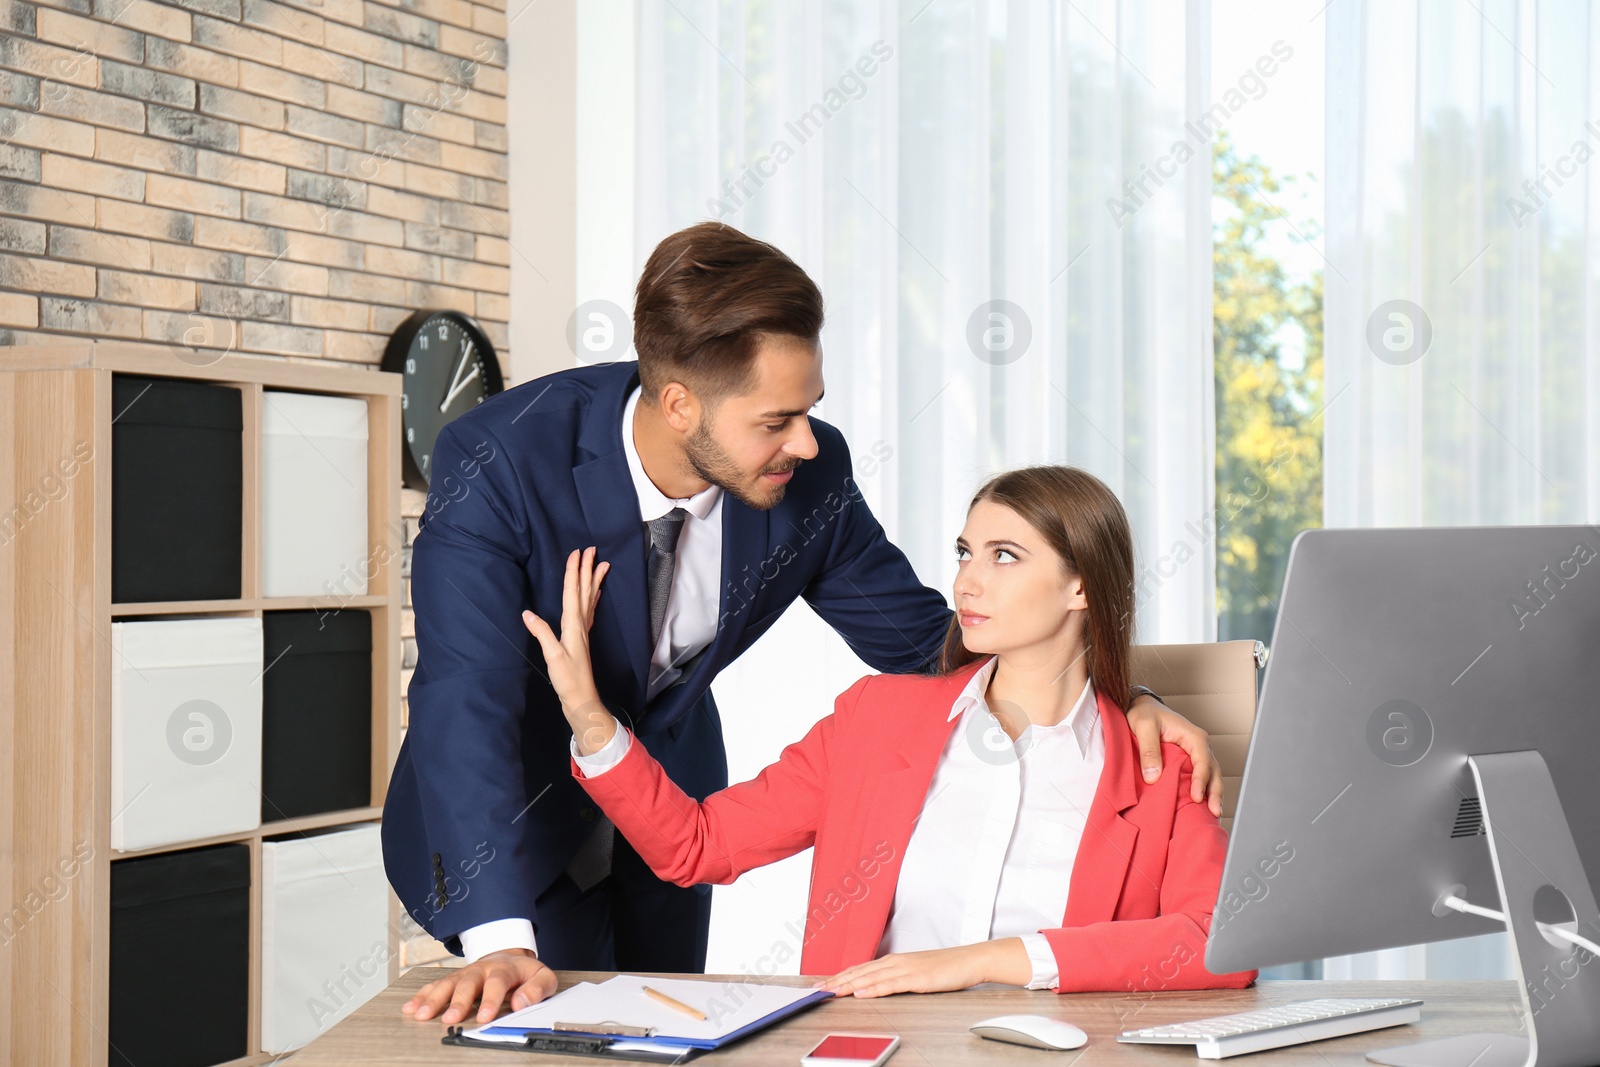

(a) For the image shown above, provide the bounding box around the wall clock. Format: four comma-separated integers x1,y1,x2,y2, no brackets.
382,309,504,489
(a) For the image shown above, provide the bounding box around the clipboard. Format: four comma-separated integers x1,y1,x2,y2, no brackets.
441,1026,699,1062
440,985,833,1061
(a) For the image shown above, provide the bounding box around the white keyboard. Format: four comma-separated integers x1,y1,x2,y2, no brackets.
1117,997,1424,1059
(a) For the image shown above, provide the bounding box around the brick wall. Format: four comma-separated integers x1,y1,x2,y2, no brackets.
1,0,512,970
0,0,511,372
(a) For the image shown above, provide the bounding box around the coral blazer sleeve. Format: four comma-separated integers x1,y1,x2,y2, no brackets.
1042,756,1256,993
571,677,869,887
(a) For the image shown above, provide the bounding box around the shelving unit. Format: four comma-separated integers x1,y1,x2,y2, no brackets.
0,341,404,1067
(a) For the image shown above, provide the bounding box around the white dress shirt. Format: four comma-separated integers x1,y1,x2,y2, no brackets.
458,384,724,964
878,655,1102,989
618,385,724,703
573,655,1104,991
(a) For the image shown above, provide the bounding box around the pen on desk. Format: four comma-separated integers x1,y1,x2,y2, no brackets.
642,985,708,1021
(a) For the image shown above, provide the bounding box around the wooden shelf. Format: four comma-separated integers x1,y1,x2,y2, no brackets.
0,341,406,1067
108,826,259,861
107,807,389,861
261,806,386,837
215,1054,290,1067
261,595,387,611
111,598,255,617
112,595,388,617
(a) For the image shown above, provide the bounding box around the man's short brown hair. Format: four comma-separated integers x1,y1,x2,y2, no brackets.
633,222,824,408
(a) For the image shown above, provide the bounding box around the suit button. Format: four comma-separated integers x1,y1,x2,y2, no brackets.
579,806,595,821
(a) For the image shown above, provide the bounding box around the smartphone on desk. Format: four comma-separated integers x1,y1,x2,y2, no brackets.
800,1032,900,1067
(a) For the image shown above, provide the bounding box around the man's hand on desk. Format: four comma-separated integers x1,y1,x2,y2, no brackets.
402,948,557,1025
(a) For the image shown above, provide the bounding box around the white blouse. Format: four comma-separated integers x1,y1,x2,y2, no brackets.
876,654,1102,990
574,654,1104,991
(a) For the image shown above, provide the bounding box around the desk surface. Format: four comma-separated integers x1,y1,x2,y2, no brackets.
291,971,1524,1066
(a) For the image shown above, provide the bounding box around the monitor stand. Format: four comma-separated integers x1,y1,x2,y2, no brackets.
1365,751,1600,1067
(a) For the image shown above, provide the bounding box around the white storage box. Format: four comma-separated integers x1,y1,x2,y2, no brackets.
261,391,370,598
261,823,390,1053
110,617,264,851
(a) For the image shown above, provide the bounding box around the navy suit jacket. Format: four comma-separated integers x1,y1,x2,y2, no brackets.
381,360,953,953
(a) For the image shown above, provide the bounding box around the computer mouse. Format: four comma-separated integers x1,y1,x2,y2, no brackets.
970,1014,1088,1050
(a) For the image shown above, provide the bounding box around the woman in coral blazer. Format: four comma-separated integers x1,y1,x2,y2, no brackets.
524,465,1257,997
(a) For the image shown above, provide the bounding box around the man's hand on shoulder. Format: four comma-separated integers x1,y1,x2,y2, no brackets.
1126,693,1224,818
402,948,557,1025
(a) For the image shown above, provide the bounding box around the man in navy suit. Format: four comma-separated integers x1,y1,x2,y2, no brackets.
384,222,1220,1026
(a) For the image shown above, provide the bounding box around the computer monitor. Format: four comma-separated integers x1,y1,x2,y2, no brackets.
1206,525,1600,1067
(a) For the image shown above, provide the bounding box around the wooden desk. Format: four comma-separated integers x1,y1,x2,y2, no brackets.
291,972,1525,1066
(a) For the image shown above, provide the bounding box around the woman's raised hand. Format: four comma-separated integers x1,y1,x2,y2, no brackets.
522,548,614,750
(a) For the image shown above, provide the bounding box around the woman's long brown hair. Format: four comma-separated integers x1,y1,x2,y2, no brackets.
938,465,1135,711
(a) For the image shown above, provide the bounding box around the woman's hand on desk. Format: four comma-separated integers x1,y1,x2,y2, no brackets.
402,948,557,1024
523,547,618,755
815,939,1033,998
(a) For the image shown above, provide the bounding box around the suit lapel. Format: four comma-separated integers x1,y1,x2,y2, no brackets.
573,365,650,704
574,453,649,703
1063,690,1141,925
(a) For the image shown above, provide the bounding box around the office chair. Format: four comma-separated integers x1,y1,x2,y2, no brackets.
1130,640,1265,832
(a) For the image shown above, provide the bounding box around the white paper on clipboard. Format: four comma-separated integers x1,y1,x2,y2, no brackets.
466,974,825,1045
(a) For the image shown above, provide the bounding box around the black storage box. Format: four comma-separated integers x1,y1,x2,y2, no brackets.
109,844,250,1067
261,609,373,821
112,374,243,603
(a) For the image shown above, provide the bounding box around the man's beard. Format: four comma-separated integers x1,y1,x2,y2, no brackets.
684,420,797,511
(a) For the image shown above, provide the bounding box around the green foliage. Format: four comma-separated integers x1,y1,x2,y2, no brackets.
1213,133,1324,642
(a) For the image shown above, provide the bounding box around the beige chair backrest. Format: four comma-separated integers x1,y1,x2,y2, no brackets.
1129,640,1263,832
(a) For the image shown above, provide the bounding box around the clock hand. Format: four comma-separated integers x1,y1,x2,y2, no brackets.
440,341,480,412
440,362,480,412
443,338,471,391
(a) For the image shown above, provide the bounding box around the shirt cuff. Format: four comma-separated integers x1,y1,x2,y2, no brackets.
571,724,632,776
458,918,538,963
1019,932,1059,990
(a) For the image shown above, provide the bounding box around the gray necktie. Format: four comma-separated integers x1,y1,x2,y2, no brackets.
644,507,689,649
565,507,689,892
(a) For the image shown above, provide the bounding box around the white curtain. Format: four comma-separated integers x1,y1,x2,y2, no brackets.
1323,0,1600,981
1326,0,1600,527
579,0,1215,975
